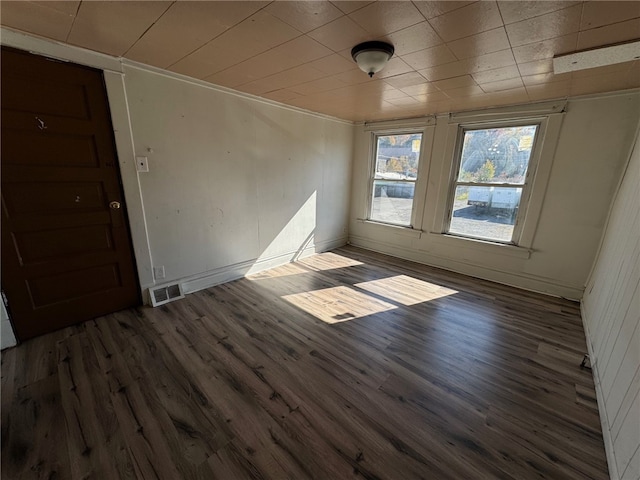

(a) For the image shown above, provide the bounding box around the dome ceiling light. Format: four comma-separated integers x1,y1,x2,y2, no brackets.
351,41,395,78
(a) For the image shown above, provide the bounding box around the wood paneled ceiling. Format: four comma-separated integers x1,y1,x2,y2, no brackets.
2,1,639,122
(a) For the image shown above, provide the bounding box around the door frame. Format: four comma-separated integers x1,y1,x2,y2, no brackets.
1,29,156,337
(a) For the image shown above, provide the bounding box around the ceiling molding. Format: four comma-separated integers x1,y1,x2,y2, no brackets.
449,100,568,123
363,115,437,131
121,59,354,126
0,27,124,73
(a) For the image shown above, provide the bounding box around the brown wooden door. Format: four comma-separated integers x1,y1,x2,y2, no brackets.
1,47,140,341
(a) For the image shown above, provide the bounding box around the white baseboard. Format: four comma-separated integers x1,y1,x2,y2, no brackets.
168,237,348,297
581,303,619,480
349,234,584,300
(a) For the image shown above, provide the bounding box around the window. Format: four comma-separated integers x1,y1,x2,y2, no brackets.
369,132,422,227
447,124,539,244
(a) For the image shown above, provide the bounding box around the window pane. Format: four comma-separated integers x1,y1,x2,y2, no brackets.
371,180,415,226
458,125,537,184
449,186,522,242
375,134,422,180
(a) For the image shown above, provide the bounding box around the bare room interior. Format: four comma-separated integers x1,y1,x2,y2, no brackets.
0,1,638,479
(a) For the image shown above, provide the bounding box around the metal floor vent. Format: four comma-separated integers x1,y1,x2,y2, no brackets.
150,283,184,307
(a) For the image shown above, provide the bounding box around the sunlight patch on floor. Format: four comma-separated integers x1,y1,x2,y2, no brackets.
299,252,364,272
282,286,396,324
354,275,458,306
248,262,311,280
249,252,364,281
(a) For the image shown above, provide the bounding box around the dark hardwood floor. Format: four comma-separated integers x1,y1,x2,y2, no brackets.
1,246,609,479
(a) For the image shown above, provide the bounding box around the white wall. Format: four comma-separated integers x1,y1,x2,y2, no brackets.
123,64,353,291
349,92,640,299
0,29,353,331
583,127,640,480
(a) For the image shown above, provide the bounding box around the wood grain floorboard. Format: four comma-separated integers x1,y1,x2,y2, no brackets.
1,246,609,479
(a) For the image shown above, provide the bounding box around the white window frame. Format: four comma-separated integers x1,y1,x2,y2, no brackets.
366,129,426,229
427,102,565,255
444,119,543,245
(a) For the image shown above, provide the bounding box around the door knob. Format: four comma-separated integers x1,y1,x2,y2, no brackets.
109,201,121,210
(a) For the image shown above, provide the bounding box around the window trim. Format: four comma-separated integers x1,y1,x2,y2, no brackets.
444,119,544,245
428,109,564,252
366,129,427,229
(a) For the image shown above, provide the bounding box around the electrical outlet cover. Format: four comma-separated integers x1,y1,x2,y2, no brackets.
136,156,149,172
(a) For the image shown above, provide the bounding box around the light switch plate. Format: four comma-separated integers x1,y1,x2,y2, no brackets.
136,156,149,172
153,265,165,280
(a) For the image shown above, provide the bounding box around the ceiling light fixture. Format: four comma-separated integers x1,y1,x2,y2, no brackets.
351,41,395,78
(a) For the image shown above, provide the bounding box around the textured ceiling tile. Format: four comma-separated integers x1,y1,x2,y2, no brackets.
484,87,530,107
442,85,485,98
429,1,503,42
478,77,525,93
412,90,450,103
237,65,325,95
6,0,640,122
307,15,370,52
522,72,572,86
505,4,582,48
497,1,580,25
472,65,520,84
526,80,572,101
577,18,640,51
399,83,441,96
446,28,510,60
412,1,475,20
381,89,411,100
570,61,634,79
465,49,517,74
348,1,424,37
329,1,374,15
32,1,80,16
265,1,343,33
384,22,443,56
511,34,578,64
170,10,302,75
386,96,423,107
570,69,638,96
207,35,332,89
307,54,356,76
580,1,640,30
432,75,477,90
289,76,348,95
374,57,415,79
383,72,430,89
0,1,76,42
516,59,554,77
215,35,332,85
126,1,268,68
419,61,471,82
401,44,457,70
166,55,220,80
67,1,171,56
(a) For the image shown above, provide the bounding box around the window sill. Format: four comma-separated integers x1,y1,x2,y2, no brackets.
428,233,532,259
357,219,423,238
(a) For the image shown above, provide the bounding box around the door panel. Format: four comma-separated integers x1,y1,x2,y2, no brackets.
2,130,100,167
1,47,140,341
14,225,114,263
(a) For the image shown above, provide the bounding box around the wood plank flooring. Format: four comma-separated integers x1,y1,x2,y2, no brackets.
1,246,609,479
